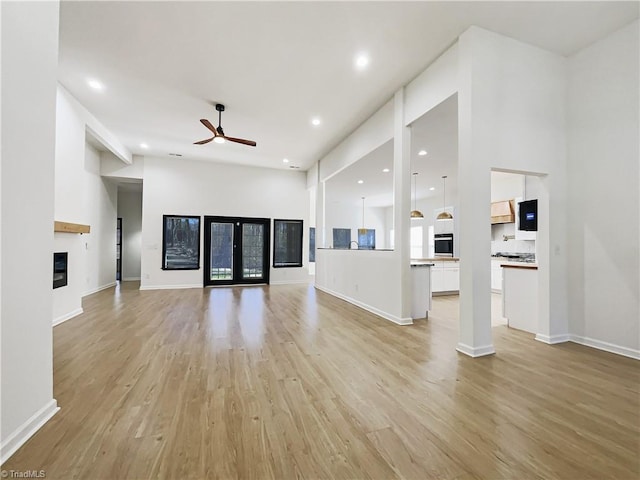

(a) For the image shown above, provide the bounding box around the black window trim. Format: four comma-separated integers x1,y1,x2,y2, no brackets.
161,214,201,271
273,218,304,268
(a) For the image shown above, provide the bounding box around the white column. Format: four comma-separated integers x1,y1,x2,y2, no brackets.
393,88,412,320
456,31,495,357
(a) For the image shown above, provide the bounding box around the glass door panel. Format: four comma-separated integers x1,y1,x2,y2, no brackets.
210,222,234,281
242,223,265,280
204,216,270,286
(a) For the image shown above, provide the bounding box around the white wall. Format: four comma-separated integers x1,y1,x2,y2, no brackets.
315,249,407,324
84,144,117,294
117,190,143,280
101,152,144,180
141,156,310,289
319,100,394,182
53,86,120,326
1,0,60,462
457,26,569,356
567,20,639,358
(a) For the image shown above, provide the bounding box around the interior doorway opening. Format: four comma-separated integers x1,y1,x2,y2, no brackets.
116,217,122,281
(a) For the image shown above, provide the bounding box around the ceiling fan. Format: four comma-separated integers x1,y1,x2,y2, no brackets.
194,103,256,147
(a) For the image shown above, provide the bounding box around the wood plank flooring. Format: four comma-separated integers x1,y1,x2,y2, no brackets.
3,282,639,479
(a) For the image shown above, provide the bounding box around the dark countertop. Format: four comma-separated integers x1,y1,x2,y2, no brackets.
410,262,435,267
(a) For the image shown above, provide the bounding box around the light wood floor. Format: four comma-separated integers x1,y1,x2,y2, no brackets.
3,282,639,479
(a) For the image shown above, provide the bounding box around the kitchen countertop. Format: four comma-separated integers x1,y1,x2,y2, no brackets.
500,262,538,269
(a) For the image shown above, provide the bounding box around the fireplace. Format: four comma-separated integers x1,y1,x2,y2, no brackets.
53,252,68,289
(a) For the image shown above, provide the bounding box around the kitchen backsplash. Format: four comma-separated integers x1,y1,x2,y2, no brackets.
491,239,535,254
491,222,536,255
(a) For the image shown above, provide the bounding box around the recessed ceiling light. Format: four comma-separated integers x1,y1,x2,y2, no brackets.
283,158,290,163
429,187,435,191
87,79,104,91
357,180,364,184
382,168,390,173
355,53,369,70
418,150,428,156
140,143,149,149
311,117,321,126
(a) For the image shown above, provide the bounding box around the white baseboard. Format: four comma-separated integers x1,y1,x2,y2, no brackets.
139,284,202,291
270,279,312,286
52,307,83,327
83,282,117,297
569,335,640,360
122,277,141,281
0,399,59,465
314,285,413,325
535,333,571,345
456,342,496,357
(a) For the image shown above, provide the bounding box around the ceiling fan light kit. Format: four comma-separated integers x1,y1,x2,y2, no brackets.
194,103,256,147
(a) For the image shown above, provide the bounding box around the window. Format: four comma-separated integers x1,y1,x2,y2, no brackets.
162,215,201,270
273,219,303,267
332,228,351,249
411,225,423,259
389,228,422,256
357,229,375,250
309,227,316,262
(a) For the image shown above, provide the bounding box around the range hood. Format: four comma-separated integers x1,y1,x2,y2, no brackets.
491,200,515,224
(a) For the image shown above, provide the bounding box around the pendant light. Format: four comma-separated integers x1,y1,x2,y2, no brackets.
358,197,367,235
436,175,453,221
410,172,424,219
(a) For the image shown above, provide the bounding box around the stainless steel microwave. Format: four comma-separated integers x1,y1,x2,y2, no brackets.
434,233,454,257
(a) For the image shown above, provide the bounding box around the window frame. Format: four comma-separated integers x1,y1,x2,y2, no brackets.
357,228,376,250
273,219,304,268
332,228,352,249
162,214,201,270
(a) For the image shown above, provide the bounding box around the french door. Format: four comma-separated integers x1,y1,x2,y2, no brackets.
203,216,270,286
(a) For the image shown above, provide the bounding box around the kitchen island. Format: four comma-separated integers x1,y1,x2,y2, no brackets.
410,261,434,319
501,262,538,334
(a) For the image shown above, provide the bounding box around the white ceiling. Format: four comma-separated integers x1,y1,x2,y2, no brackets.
58,1,638,172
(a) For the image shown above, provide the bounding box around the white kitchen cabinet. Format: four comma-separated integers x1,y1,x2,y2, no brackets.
491,259,503,292
431,260,459,294
502,264,538,334
411,264,432,319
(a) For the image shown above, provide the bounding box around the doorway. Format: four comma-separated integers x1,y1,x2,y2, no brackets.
203,216,270,286
116,217,122,281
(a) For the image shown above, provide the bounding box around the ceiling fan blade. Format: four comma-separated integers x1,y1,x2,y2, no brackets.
194,137,215,145
200,119,218,135
225,136,257,147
